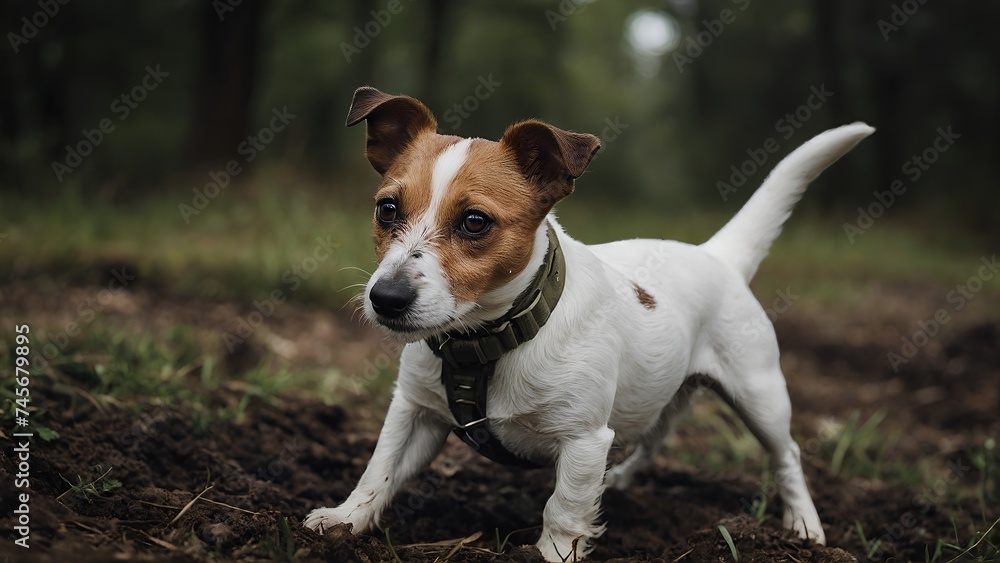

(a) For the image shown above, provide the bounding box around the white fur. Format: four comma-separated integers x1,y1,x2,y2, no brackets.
306,123,875,560
362,138,478,341
430,138,473,213
703,122,875,281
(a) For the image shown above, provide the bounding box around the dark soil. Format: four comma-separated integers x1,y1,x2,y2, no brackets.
1,282,997,562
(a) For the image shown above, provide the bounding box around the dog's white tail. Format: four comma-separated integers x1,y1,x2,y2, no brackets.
701,122,875,283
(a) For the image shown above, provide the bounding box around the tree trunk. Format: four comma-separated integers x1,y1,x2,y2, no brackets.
188,0,265,169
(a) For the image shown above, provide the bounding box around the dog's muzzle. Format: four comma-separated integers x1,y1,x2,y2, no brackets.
369,272,417,319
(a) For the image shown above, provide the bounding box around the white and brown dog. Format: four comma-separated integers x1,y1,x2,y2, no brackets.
304,86,873,561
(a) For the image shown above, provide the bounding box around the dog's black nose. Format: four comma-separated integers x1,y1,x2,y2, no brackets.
369,275,416,319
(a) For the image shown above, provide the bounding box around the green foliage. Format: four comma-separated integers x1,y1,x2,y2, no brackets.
0,178,375,309
2,178,994,320
855,520,883,560
924,517,1000,563
0,337,59,441
265,516,298,563
57,466,122,502
3,315,356,432
750,462,770,524
494,525,540,554
718,525,739,562
822,409,895,481
970,438,999,514
35,425,61,441
384,528,403,563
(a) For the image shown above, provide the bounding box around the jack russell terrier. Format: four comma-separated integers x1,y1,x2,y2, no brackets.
304,86,873,561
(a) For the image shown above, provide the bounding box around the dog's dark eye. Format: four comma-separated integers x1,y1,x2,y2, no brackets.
459,211,492,237
376,200,398,226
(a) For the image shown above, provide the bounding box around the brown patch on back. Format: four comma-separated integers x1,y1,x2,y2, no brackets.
634,283,657,310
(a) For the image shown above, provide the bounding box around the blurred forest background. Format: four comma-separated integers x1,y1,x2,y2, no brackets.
1,0,997,303
2,4,999,559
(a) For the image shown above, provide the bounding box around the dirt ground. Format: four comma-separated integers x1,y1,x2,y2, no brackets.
1,279,997,562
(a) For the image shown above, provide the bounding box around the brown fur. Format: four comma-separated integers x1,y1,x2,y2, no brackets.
371,132,458,261
634,283,657,310
371,136,546,303
350,86,601,308
436,139,545,302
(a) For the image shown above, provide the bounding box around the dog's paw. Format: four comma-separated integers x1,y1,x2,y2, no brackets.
784,508,826,545
304,507,357,535
537,532,594,562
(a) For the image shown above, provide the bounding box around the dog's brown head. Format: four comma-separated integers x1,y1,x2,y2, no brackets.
346,86,600,339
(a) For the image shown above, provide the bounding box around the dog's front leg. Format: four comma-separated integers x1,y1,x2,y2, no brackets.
304,391,450,534
537,426,615,562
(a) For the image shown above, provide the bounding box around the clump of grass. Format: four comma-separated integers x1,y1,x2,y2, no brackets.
0,180,375,309
854,520,883,560
0,337,60,440
822,409,898,480
673,400,765,472
971,438,998,516
3,182,997,316
750,485,768,524
495,528,509,554
925,516,1000,563
57,466,122,502
494,525,540,554
0,312,387,437
718,525,739,562
265,516,298,563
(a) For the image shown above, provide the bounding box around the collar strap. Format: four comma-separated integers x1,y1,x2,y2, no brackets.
427,224,565,468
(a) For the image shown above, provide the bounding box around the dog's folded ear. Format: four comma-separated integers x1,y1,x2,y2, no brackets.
500,120,601,209
347,86,438,175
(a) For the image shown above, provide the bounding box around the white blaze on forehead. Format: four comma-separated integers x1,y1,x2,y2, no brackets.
429,138,473,216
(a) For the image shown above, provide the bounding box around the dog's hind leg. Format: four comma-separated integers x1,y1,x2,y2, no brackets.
604,380,699,490
719,362,826,544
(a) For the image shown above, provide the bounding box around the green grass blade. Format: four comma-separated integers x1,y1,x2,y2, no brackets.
718,525,739,562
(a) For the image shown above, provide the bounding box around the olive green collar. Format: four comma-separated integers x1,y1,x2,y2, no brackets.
426,224,565,467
